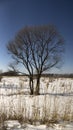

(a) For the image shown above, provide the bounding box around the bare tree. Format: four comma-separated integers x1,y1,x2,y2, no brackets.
8,62,18,72
7,25,64,95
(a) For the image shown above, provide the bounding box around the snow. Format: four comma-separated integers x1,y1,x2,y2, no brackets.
0,76,73,95
4,120,21,128
0,76,73,130
1,120,73,130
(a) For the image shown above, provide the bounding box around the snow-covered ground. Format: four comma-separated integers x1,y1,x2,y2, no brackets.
0,76,73,130
0,76,73,95
0,120,73,130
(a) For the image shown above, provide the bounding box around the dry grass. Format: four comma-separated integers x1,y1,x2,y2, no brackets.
0,77,73,124
0,95,73,124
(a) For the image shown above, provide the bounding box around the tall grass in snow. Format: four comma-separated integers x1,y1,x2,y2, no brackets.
0,94,73,124
0,77,73,124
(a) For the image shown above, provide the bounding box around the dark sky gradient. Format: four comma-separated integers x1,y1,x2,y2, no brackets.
0,0,73,73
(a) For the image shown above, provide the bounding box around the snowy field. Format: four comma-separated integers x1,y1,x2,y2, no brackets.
0,120,73,130
0,76,73,130
0,76,73,95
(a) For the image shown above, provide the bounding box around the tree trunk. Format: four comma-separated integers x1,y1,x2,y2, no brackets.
29,77,34,95
35,76,40,95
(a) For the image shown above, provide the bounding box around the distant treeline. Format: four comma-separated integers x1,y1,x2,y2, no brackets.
0,71,73,78
0,71,18,76
40,73,73,78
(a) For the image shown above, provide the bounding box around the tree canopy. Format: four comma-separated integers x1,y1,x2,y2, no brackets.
7,25,64,94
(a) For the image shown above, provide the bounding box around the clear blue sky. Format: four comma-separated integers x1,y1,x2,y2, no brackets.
0,0,73,73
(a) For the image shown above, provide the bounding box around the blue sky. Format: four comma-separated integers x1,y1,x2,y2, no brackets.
0,0,73,73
